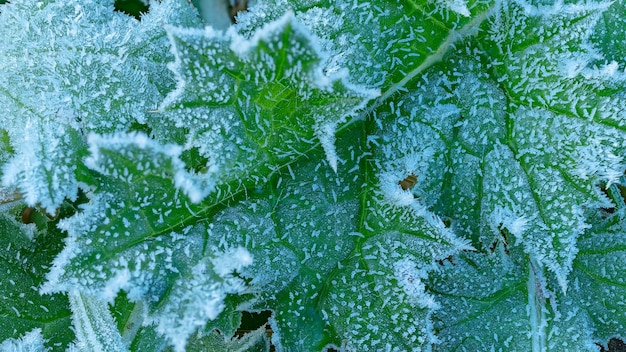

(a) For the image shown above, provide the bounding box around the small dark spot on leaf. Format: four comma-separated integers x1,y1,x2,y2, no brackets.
597,338,626,352
610,338,626,352
436,255,455,266
399,173,417,191
21,207,35,224
489,223,510,255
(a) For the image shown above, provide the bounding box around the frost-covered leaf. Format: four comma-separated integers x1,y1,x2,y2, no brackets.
0,210,73,350
0,329,47,352
128,324,169,352
203,125,470,350
570,211,626,345
183,327,269,352
3,0,626,350
234,0,493,89
476,0,626,286
590,0,626,70
67,292,127,352
428,210,626,351
0,130,15,203
428,249,588,351
0,0,201,212
0,129,12,167
109,291,144,346
160,12,376,186
40,132,253,352
374,0,626,289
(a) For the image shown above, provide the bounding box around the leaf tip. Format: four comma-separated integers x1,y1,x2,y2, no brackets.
316,122,339,173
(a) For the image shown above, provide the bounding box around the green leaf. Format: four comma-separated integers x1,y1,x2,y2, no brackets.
0,0,201,213
160,12,376,185
371,0,626,290
234,0,494,89
591,0,626,70
427,249,584,351
3,0,626,351
428,210,626,351
0,209,73,350
40,132,253,352
571,212,626,344
0,329,47,352
183,327,269,352
129,324,169,352
68,292,127,352
203,124,470,350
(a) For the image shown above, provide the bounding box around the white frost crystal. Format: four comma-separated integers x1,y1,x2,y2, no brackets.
151,247,253,352
0,0,200,212
0,329,47,352
161,12,376,186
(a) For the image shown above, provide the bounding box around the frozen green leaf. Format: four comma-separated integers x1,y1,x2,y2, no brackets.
2,0,626,351
160,12,376,186
372,0,626,290
67,292,127,352
0,0,201,213
570,212,626,344
428,211,626,351
591,0,626,69
203,125,470,350
40,133,253,352
0,329,47,352
183,327,269,352
234,0,494,89
0,210,73,350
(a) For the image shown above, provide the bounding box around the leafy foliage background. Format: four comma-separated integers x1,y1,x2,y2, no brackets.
0,0,625,351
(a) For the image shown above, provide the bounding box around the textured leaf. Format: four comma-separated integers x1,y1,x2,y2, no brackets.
570,208,626,345
2,0,626,351
128,324,169,352
183,327,269,352
428,209,626,351
234,0,494,89
40,133,253,352
0,209,73,350
109,291,144,346
0,329,47,352
371,1,626,289
203,125,470,350
590,0,626,69
67,292,127,352
0,0,201,212
160,12,376,186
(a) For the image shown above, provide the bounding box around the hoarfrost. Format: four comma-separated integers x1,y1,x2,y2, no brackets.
68,292,127,352
437,0,471,17
150,247,252,352
160,12,376,192
0,0,201,211
84,132,216,203
0,329,47,352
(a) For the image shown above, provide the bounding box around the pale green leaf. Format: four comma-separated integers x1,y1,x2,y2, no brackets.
203,125,470,350
0,0,201,212
160,12,376,186
234,0,494,89
67,292,127,352
40,132,252,352
0,210,73,350
373,1,626,289
428,210,626,351
0,329,47,352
